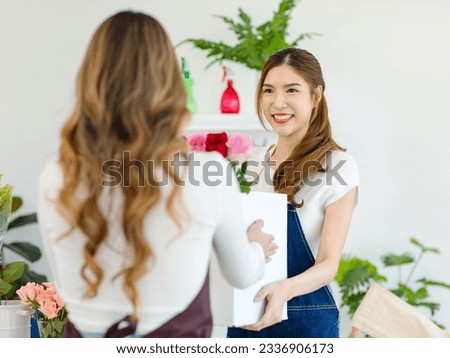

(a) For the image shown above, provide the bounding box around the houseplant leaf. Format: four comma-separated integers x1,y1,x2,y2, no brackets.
20,269,47,285
416,278,450,290
7,213,38,230
415,301,440,316
2,261,27,283
0,278,13,296
381,253,414,267
11,196,23,213
1,262,28,300
3,242,41,262
335,255,387,316
410,237,439,254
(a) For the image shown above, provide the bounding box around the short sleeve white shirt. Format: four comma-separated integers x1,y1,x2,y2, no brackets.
246,145,359,257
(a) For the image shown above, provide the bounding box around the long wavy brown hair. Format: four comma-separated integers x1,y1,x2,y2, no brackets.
57,11,189,317
256,48,345,207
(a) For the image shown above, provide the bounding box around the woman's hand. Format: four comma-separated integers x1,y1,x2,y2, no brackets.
247,219,278,262
240,280,291,331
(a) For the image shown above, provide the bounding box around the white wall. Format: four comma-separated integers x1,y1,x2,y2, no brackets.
1,0,450,336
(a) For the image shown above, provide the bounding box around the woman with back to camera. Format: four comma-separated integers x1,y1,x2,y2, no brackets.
37,11,276,338
227,48,359,338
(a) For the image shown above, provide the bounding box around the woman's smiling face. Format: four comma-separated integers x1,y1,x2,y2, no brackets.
261,64,319,142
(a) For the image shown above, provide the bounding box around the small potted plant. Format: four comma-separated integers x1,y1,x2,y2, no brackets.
178,0,319,71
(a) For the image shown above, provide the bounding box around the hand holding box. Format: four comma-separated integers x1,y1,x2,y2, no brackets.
209,191,288,327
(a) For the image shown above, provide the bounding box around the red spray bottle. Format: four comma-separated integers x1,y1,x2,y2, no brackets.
220,66,240,114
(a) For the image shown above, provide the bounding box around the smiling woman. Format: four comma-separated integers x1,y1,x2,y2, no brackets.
261,65,320,142
228,48,359,338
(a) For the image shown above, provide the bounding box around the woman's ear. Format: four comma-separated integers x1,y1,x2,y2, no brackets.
313,85,323,106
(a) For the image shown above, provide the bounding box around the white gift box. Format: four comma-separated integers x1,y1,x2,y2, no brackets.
209,191,288,327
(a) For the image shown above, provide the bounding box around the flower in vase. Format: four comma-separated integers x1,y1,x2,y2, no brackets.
17,282,67,338
186,131,253,193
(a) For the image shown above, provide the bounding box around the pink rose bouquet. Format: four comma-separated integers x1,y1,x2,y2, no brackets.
186,131,253,193
16,282,67,338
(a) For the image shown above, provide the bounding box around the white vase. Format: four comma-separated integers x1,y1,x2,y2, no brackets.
0,300,33,337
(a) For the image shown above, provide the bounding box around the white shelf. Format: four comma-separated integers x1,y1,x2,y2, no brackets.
186,113,264,132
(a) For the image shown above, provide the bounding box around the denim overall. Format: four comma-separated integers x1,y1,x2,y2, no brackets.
228,203,339,338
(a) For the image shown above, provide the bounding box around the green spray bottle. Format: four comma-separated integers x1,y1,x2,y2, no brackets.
181,58,197,114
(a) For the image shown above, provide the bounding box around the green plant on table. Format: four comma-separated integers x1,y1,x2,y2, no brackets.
178,0,319,71
335,237,450,329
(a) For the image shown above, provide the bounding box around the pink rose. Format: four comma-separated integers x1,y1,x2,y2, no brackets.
226,133,253,161
16,282,41,303
187,132,207,152
42,282,56,291
54,293,65,311
38,300,59,319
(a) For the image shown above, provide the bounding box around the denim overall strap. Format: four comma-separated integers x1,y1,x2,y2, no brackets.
227,203,339,338
285,203,337,311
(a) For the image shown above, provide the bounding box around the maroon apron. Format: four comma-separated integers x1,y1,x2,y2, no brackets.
62,275,212,338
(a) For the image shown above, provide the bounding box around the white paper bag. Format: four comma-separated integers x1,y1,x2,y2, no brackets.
209,191,288,327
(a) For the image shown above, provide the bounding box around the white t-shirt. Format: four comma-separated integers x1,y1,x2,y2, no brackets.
246,145,359,257
37,151,265,335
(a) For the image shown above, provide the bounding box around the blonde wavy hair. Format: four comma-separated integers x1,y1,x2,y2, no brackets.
256,48,345,207
57,11,189,316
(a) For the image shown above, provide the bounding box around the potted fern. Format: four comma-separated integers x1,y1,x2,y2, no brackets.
335,237,450,330
178,0,319,71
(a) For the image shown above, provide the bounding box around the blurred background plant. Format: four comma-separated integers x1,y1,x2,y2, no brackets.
0,174,47,289
335,237,450,329
178,0,319,71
